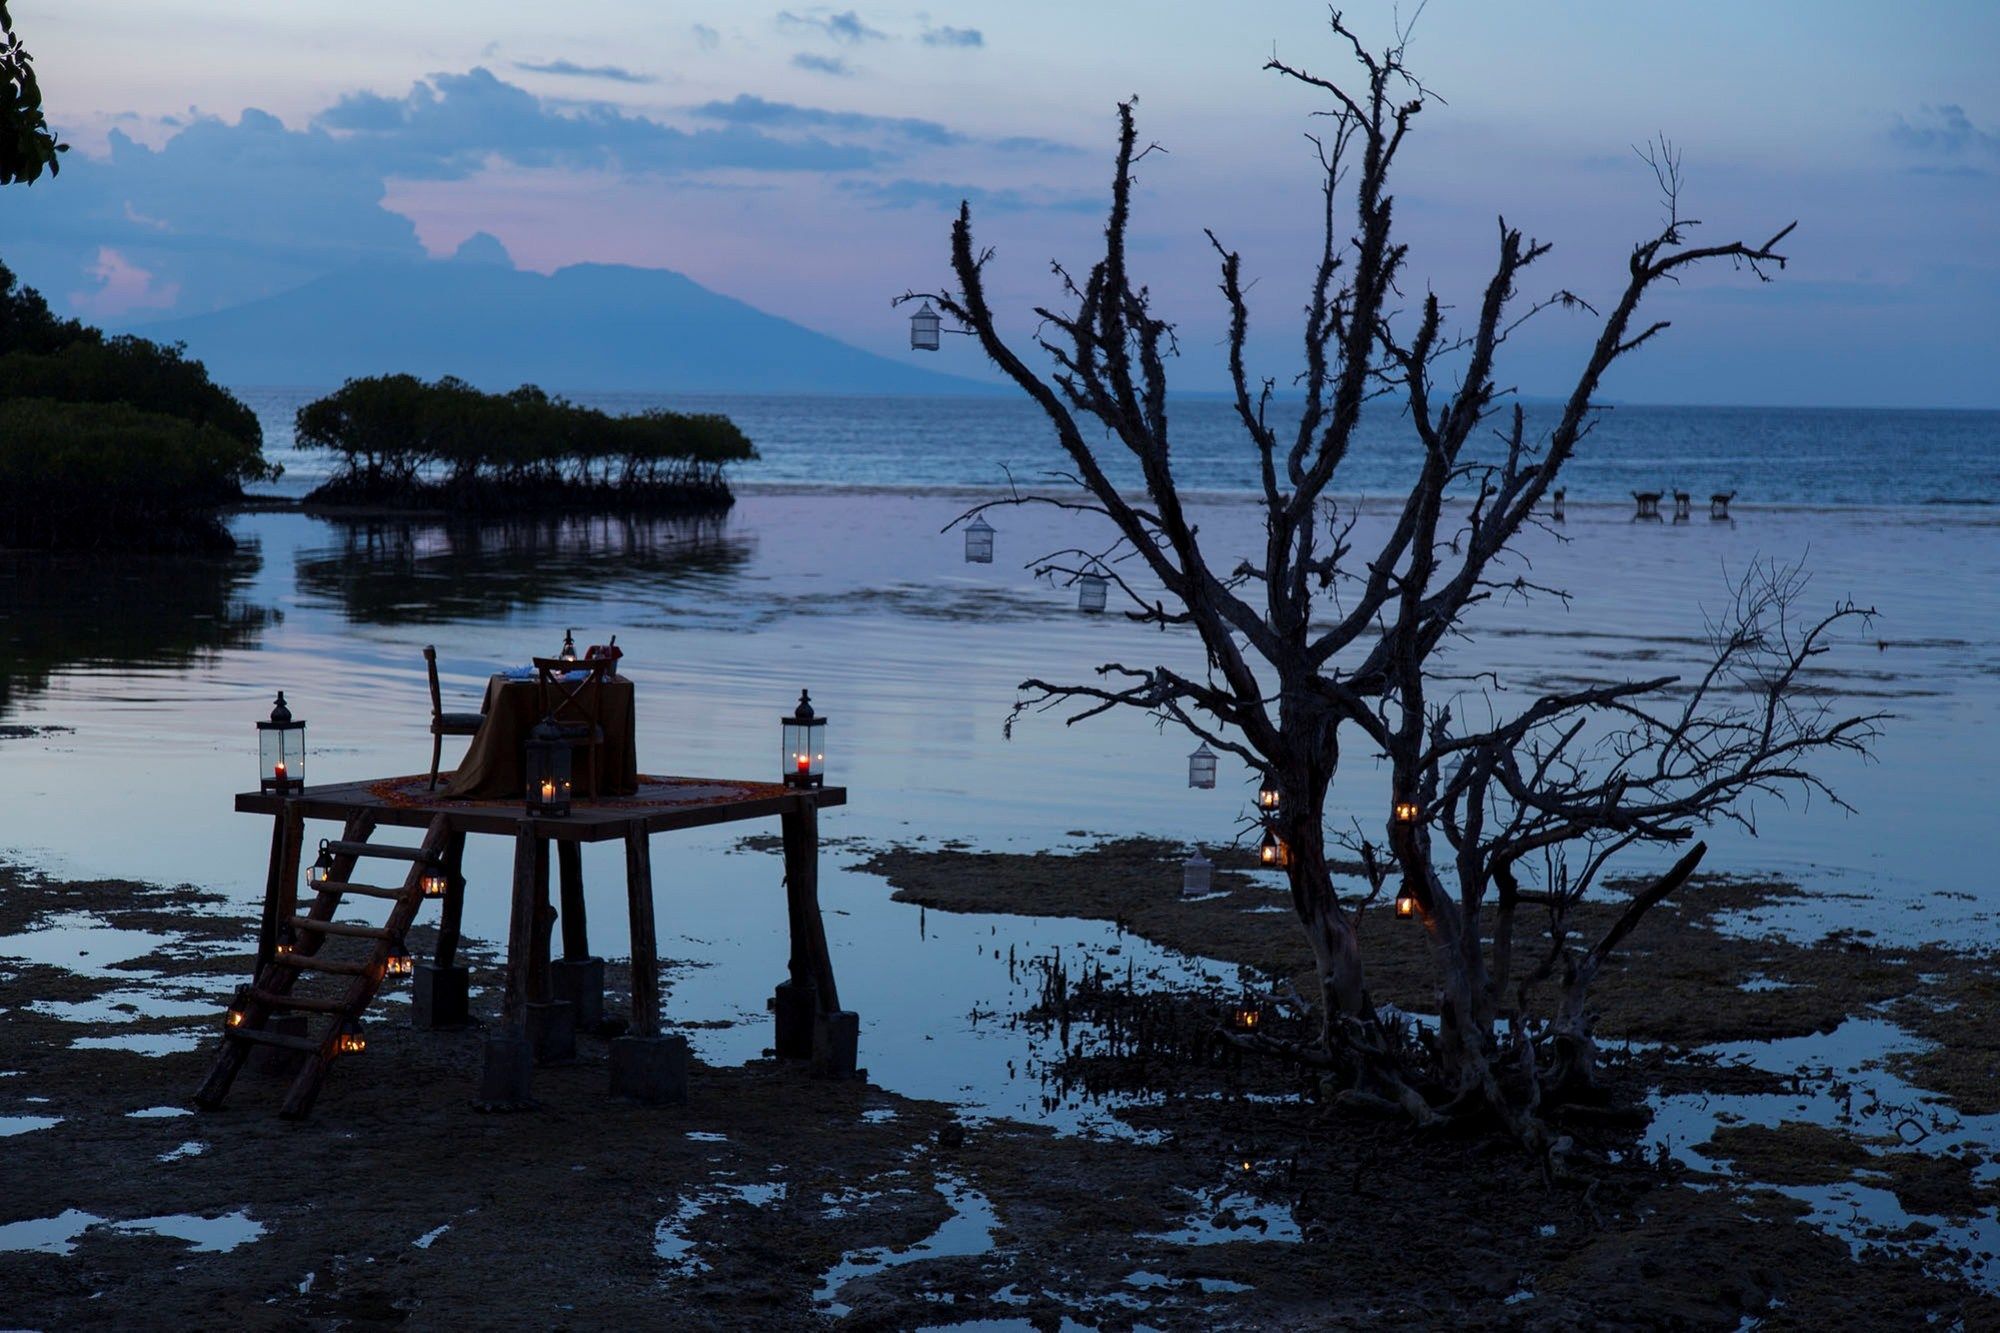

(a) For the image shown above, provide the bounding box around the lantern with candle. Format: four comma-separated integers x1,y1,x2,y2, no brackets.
1258,827,1289,868
335,1025,367,1055
524,716,573,816
257,691,306,794
559,628,578,662
1187,743,1217,789
384,947,414,977
420,869,449,899
1394,884,1420,920
782,690,827,788
964,515,995,564
305,840,334,892
1229,1002,1264,1032
1256,779,1282,814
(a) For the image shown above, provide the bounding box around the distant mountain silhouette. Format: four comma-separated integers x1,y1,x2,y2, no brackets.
130,244,992,395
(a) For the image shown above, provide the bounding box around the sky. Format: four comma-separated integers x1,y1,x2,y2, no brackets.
3,1,1997,407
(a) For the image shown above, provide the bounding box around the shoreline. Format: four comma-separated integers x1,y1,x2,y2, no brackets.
2,839,1996,1326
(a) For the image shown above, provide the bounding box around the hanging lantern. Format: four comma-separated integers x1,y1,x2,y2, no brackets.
420,869,449,899
909,301,942,351
224,989,248,1029
1077,571,1108,614
782,689,827,789
384,947,413,977
964,515,995,564
256,691,306,794
1394,884,1420,920
1181,848,1213,897
1256,779,1281,814
305,840,334,891
1392,798,1420,828
1258,827,1289,868
525,717,574,816
1187,743,1217,789
1229,1002,1264,1032
335,1024,367,1055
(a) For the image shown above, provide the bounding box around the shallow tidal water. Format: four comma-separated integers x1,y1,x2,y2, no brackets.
2,485,1998,1283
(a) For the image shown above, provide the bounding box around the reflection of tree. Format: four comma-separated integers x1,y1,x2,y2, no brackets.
294,513,754,626
0,547,276,718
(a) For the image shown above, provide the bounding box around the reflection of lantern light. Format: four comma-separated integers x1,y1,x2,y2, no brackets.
1258,828,1289,868
964,515,995,564
1188,744,1217,789
781,690,827,789
1395,885,1419,919
1256,780,1281,813
256,692,306,794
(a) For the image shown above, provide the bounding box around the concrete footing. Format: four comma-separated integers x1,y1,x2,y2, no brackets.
609,1034,690,1104
811,1009,859,1080
550,957,606,1032
772,979,814,1059
412,962,471,1029
247,1015,309,1076
526,1000,577,1065
476,1031,534,1110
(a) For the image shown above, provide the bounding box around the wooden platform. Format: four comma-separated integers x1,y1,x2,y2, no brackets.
235,773,847,840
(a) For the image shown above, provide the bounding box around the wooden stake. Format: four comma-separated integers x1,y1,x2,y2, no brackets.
501,829,539,1032
781,798,840,1013
624,829,658,1038
557,840,589,960
434,829,468,969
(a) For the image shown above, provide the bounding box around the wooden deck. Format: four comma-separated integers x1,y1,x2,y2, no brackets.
235,773,847,841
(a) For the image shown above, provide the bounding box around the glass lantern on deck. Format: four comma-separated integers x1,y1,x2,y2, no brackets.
525,716,574,816
1187,743,1217,789
1077,571,1108,614
909,301,942,351
258,691,306,794
964,515,995,564
782,690,827,788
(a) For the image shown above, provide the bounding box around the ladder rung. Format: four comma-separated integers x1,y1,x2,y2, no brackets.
316,880,405,900
228,1027,321,1054
249,988,350,1014
327,840,434,863
276,954,375,976
287,916,394,941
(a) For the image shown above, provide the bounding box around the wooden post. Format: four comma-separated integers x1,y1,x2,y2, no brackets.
268,801,305,960
780,798,840,1013
624,828,659,1038
434,829,468,969
528,837,553,1004
501,828,539,1032
254,812,288,970
557,840,589,960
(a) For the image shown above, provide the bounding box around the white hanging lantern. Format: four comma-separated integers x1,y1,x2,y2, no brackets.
909,302,942,351
1077,571,1108,614
1187,743,1217,789
1181,848,1213,897
964,515,995,564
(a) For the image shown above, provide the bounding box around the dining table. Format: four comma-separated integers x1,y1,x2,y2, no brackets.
444,668,639,799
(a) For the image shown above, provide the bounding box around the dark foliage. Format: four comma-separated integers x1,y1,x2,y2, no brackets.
0,2,64,186
295,374,756,512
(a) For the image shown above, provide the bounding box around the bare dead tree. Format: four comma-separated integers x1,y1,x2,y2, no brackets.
901,14,1879,1153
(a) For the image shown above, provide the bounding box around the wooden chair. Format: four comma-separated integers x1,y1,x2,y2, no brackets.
425,646,486,790
533,656,613,799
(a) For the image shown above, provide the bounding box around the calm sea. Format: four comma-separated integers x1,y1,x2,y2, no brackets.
240,388,2000,507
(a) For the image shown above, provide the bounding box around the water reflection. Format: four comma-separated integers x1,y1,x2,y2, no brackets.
293,513,752,626
0,548,275,719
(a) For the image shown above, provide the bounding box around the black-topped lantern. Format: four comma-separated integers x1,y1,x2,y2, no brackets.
1256,778,1282,814
559,628,578,662
964,515,995,564
525,716,573,816
783,690,827,788
1188,743,1217,789
305,840,334,891
1258,826,1289,869
909,301,942,351
1394,883,1420,920
257,691,306,794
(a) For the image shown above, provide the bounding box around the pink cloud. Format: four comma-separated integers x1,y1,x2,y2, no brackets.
69,247,182,319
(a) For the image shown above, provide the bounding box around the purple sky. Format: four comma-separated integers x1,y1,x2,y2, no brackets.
6,1,1997,406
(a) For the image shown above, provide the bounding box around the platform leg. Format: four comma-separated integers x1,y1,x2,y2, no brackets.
433,829,468,971
481,827,541,1110
624,828,659,1038
552,839,605,1029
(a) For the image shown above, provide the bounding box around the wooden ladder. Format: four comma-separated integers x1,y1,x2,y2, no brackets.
195,814,453,1119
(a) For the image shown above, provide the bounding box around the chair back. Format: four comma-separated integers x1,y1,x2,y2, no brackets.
424,645,443,719
532,656,612,730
